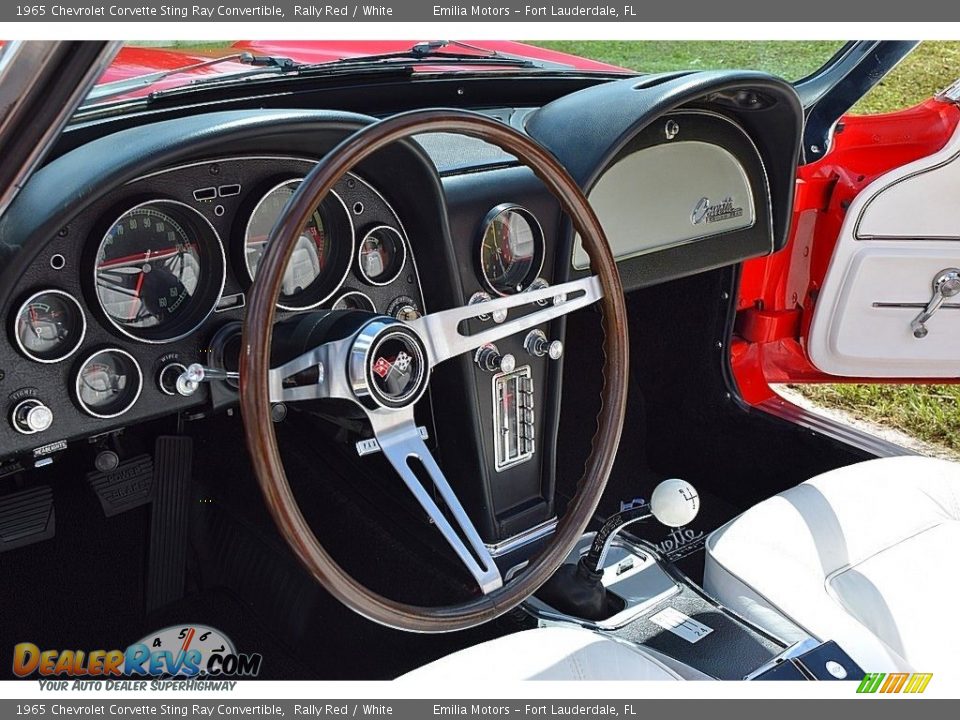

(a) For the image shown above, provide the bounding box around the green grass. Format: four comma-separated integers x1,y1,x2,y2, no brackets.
792,385,960,453
531,40,960,114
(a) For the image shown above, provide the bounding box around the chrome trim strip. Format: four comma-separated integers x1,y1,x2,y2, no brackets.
743,637,821,680
756,395,916,458
485,516,558,557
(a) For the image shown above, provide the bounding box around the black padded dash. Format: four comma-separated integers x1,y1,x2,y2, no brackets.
146,436,193,614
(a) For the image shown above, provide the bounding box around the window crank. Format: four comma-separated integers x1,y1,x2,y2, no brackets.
176,363,240,396
911,268,960,339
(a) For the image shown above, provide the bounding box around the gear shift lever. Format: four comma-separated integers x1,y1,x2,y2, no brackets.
536,479,699,621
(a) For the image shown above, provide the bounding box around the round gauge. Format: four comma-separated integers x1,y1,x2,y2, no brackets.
358,226,406,285
74,348,143,419
94,200,225,343
13,290,86,363
332,290,376,312
479,205,545,296
245,179,354,310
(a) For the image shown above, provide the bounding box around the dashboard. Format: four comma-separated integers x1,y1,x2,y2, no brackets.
0,71,802,554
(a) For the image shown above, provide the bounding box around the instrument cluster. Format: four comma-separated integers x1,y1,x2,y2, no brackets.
4,156,423,442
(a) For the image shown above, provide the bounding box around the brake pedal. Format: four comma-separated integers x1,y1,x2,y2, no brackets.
86,454,154,517
0,486,55,552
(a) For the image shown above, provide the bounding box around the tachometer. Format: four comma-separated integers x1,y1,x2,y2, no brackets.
94,200,225,343
478,205,544,296
244,179,354,310
13,289,86,363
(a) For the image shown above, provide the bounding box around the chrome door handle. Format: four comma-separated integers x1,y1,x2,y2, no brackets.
911,268,960,338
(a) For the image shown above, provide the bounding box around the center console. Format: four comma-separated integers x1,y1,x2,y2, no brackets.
523,481,863,681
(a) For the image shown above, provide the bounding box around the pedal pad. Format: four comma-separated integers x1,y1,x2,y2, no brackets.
86,454,154,517
146,436,193,614
0,486,55,552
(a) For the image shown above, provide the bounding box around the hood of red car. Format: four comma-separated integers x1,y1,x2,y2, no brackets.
95,40,628,99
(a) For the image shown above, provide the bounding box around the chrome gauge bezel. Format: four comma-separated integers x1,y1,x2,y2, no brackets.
12,288,87,364
477,204,546,297
93,199,227,344
73,347,144,419
243,178,355,312
332,290,376,312
357,225,407,287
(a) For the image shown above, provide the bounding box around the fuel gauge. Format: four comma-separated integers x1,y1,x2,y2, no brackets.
13,290,87,363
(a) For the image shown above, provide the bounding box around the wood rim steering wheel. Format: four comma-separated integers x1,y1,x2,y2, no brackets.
240,109,629,632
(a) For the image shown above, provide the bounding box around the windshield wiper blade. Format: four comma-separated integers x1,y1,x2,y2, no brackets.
82,41,572,109
83,51,298,104
308,40,570,71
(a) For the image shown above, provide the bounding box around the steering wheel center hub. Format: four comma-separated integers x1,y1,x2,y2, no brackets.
349,319,429,410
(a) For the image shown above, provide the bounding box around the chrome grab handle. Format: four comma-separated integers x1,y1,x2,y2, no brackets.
911,268,960,338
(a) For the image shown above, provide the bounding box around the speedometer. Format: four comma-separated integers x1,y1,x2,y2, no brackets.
94,200,225,343
478,205,544,296
244,179,354,310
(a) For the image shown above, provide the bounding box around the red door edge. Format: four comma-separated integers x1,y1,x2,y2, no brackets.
732,97,960,405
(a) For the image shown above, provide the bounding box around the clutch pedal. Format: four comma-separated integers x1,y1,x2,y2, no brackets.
0,485,55,552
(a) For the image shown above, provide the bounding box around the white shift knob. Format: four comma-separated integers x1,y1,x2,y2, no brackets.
650,478,699,527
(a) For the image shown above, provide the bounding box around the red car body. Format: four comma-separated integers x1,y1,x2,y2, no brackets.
97,40,627,98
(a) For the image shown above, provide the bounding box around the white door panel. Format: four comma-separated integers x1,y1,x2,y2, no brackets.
808,123,960,377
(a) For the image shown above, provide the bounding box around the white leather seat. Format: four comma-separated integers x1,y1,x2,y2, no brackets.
705,456,960,672
400,626,707,680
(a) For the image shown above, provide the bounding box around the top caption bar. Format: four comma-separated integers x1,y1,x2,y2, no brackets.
4,0,958,22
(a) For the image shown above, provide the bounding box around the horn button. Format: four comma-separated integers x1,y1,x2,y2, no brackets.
349,319,429,410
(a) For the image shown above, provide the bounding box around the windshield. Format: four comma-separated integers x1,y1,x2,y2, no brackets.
81,40,856,109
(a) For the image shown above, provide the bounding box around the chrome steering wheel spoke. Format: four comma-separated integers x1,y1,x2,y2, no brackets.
368,407,503,595
407,275,602,367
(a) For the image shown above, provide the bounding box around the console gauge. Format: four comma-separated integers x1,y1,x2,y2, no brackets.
358,226,406,285
94,200,225,343
332,290,376,312
478,205,544,296
74,348,143,419
245,179,354,310
13,290,86,363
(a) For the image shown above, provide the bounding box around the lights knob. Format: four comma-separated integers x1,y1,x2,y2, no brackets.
474,344,515,374
524,330,563,360
11,399,54,435
650,478,699,527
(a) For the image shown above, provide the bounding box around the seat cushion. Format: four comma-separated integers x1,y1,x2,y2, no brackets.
399,626,706,680
705,456,960,672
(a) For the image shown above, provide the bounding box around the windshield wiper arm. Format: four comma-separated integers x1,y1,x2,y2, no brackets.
83,51,298,104
310,40,571,71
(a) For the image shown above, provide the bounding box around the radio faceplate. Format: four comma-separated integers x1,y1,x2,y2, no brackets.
492,365,535,472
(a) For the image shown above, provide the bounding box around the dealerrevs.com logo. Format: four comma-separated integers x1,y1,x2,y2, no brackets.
12,625,262,680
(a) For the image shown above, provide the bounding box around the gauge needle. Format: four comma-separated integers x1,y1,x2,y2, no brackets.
128,269,145,321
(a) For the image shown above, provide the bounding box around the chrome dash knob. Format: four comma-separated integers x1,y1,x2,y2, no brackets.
475,344,515,373
524,330,563,360
11,399,54,434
